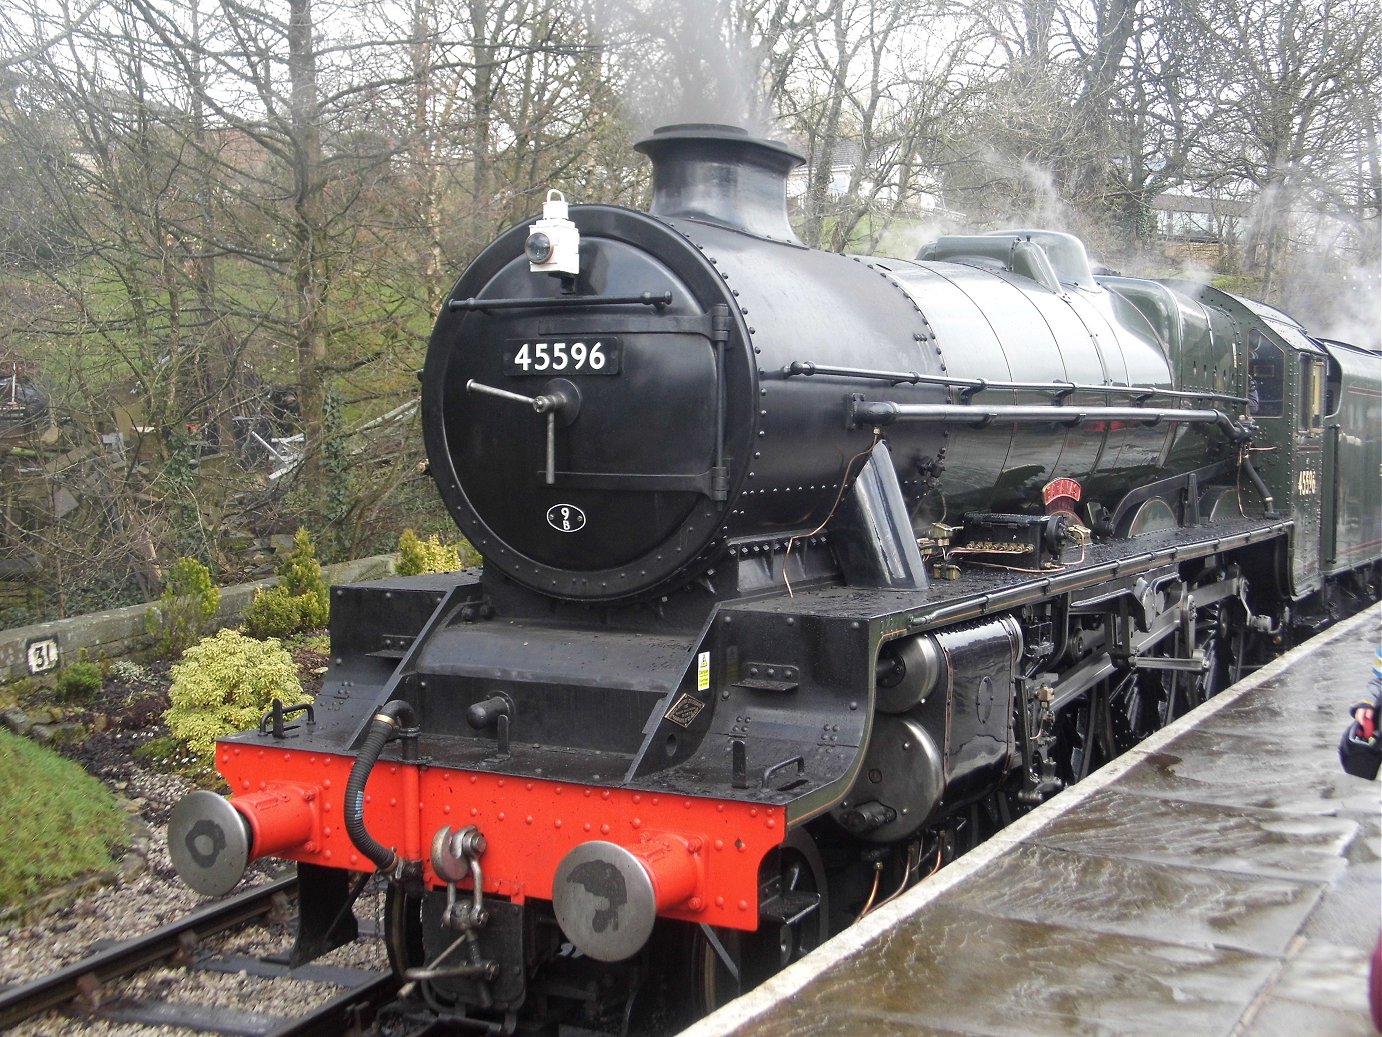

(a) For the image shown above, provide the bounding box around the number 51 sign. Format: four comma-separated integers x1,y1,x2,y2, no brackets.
26,637,59,675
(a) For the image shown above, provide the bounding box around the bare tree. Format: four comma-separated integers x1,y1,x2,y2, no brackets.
2,0,1374,623
1,0,640,608
1189,0,1381,305
957,0,1216,258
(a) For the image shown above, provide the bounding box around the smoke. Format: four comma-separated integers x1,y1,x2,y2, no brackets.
1267,207,1381,349
1282,256,1381,349
973,152,1093,234
861,149,1092,262
580,0,780,138
878,215,967,262
1180,179,1382,347
1008,157,1082,235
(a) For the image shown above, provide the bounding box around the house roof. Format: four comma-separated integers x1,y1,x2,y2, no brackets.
1154,193,1251,217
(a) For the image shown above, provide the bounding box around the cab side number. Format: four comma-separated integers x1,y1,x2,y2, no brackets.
504,338,621,376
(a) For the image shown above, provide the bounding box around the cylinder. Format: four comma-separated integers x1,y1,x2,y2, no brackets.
876,634,946,714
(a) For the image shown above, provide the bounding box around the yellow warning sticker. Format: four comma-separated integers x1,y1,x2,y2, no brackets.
697,651,710,692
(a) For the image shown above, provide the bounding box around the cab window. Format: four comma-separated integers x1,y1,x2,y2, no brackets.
1248,330,1283,417
1298,354,1324,430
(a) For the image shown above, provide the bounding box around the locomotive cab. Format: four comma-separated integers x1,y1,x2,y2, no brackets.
1159,284,1351,597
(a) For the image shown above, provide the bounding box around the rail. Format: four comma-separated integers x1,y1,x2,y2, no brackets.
0,875,398,1035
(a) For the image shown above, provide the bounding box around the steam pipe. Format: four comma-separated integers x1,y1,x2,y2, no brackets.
785,360,1251,407
345,699,419,879
1240,455,1280,517
850,400,1247,441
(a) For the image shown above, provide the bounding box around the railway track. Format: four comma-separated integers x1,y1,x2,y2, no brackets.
0,875,399,1036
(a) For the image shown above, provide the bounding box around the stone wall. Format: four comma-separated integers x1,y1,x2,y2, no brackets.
0,554,396,684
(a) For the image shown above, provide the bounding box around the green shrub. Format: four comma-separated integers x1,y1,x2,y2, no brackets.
241,528,331,639
54,661,104,702
165,629,308,766
144,557,220,659
397,528,466,576
459,539,480,567
3,678,35,708
241,586,308,639
0,606,33,629
278,528,330,626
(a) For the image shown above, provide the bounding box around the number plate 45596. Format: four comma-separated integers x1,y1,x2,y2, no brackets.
504,338,621,375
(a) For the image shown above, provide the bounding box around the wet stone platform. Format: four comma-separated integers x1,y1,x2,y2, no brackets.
683,605,1381,1037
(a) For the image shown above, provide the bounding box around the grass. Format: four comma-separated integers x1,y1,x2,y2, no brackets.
0,730,129,907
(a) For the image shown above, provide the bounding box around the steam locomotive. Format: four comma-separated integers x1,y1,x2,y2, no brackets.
169,125,1382,1033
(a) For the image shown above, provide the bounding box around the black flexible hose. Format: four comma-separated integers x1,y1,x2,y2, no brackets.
345,699,418,877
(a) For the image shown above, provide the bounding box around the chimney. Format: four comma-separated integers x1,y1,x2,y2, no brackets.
635,124,804,245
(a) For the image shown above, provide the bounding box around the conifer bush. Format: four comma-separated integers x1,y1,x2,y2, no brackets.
165,629,307,766
240,587,305,640
396,528,466,575
54,660,104,702
144,556,220,659
277,528,330,625
241,528,330,639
